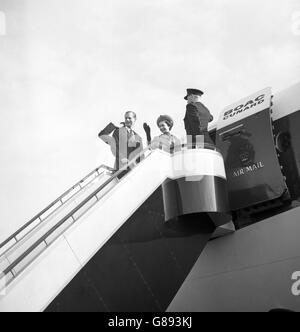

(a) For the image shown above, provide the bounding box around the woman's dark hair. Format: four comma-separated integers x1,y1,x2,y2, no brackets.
157,115,174,130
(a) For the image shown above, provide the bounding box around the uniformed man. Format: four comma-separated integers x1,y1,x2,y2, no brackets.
183,88,214,148
98,111,144,178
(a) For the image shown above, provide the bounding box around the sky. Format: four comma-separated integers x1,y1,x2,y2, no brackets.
0,0,300,240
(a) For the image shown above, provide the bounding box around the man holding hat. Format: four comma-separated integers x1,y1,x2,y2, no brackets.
98,111,144,178
184,88,214,147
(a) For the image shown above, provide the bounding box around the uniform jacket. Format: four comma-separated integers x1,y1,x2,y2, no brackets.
184,102,213,136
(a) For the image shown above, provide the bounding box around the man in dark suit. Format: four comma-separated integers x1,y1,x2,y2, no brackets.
98,111,144,178
184,88,214,147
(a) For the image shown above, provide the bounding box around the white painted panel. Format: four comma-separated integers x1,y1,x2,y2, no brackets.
0,238,81,312
171,149,226,180
272,82,300,121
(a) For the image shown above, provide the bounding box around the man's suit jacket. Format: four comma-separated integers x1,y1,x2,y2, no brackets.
184,102,213,136
98,123,144,170
112,126,144,170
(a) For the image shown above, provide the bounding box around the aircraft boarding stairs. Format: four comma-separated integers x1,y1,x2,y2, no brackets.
1,83,300,312
0,145,232,312
0,164,116,282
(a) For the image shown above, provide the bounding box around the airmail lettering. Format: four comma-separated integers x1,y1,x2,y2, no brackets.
233,162,265,177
